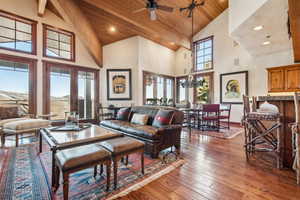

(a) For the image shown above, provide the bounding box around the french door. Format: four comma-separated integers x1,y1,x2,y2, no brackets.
0,53,37,115
43,61,99,121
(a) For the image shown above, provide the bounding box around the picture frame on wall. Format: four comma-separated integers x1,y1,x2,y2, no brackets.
220,71,248,104
107,69,132,100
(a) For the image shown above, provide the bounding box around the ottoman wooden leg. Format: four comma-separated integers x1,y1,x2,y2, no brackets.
63,173,69,200
141,152,144,175
94,165,97,178
1,134,5,147
106,161,111,191
113,158,118,190
15,134,19,147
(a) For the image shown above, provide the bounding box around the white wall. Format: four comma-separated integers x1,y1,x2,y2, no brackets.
229,0,268,34
175,9,294,122
0,0,99,115
102,36,176,107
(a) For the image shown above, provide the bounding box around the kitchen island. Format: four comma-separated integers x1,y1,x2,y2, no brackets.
257,95,296,168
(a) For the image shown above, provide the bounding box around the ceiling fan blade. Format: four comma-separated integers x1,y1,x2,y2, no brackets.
150,10,157,20
132,7,147,14
157,5,174,12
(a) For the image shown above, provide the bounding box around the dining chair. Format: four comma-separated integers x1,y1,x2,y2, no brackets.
291,92,300,184
199,104,220,131
219,104,231,129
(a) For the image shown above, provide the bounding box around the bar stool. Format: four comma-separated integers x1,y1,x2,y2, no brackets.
291,92,300,184
242,95,282,168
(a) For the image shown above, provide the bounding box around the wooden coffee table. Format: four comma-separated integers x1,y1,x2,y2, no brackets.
39,124,123,189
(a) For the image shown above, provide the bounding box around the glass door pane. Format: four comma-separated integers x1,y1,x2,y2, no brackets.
166,78,173,100
78,71,95,119
0,59,29,114
157,77,164,99
50,67,71,120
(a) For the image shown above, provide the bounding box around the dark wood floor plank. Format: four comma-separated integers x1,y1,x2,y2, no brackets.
120,128,300,200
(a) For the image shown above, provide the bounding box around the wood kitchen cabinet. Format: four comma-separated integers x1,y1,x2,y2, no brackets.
267,65,300,92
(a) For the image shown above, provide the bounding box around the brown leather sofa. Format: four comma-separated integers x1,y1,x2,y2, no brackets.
100,106,184,158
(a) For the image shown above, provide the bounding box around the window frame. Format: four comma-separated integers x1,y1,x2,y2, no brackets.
193,72,214,104
142,70,175,105
176,76,189,103
0,9,37,55
43,61,99,122
0,53,37,115
43,24,76,62
193,35,214,72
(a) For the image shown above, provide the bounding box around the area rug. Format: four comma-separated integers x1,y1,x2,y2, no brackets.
0,144,184,200
184,126,244,139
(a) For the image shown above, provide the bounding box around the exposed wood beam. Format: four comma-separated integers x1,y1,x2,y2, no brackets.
50,0,103,67
38,0,48,17
289,0,300,62
82,0,190,49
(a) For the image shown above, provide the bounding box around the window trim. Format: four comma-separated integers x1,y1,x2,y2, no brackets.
42,61,99,122
0,53,37,115
142,70,175,105
43,24,76,62
193,72,214,104
0,9,37,55
193,35,214,72
176,76,189,103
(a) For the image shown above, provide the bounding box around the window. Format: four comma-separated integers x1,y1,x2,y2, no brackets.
43,61,99,121
50,67,71,120
78,71,95,119
194,36,213,71
143,71,175,105
43,24,75,61
176,76,188,104
0,10,37,54
194,72,214,104
0,54,37,114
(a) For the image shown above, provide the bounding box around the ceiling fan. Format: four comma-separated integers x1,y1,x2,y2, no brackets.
133,0,174,21
179,0,205,18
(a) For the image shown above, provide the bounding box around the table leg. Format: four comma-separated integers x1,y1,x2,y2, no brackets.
39,130,42,153
52,149,57,188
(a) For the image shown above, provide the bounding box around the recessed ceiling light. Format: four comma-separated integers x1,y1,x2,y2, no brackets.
253,25,263,31
170,42,175,45
262,41,271,45
109,26,116,33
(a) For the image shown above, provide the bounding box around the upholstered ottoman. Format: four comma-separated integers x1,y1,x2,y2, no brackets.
99,136,145,189
2,119,50,147
54,144,111,200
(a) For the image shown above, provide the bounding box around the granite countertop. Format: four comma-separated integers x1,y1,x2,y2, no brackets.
257,96,294,101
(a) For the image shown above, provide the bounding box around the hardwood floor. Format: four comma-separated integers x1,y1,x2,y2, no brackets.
120,129,300,200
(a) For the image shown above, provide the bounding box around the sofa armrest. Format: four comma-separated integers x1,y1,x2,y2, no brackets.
158,124,182,131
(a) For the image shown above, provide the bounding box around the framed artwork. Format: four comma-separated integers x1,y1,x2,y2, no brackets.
107,69,132,100
220,71,248,104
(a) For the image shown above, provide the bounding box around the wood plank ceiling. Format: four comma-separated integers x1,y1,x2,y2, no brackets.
48,0,228,51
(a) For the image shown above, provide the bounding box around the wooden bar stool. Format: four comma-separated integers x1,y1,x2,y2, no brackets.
242,95,282,168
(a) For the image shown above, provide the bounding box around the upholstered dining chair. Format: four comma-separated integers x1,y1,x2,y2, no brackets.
292,92,300,184
199,104,220,131
219,104,231,129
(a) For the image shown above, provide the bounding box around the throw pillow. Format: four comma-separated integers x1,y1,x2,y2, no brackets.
116,107,131,121
131,113,149,125
152,109,174,128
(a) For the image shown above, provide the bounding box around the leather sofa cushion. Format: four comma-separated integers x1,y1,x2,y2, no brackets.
100,120,161,139
99,136,144,155
56,144,111,171
131,113,149,125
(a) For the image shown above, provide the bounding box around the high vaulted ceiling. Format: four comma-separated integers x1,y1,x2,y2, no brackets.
47,0,228,51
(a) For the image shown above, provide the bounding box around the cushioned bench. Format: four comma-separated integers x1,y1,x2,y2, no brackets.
1,119,50,147
54,144,111,200
99,136,145,189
